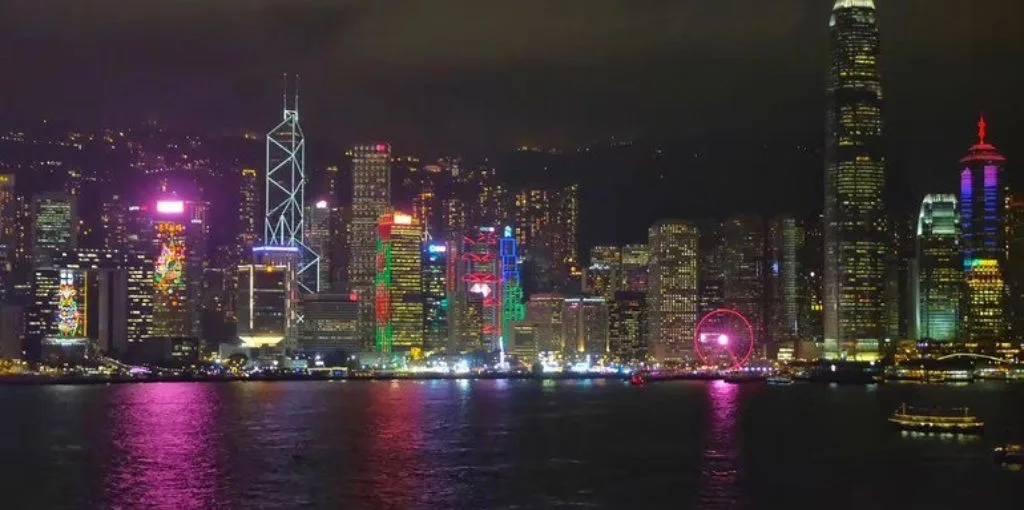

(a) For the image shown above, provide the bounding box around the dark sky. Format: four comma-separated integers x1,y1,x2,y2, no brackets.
1,0,1023,196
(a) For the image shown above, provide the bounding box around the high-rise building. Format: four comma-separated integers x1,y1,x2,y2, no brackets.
100,195,128,251
647,220,699,362
959,117,1008,353
586,246,621,300
235,263,292,348
514,184,580,293
697,220,727,318
767,216,804,357
441,198,468,238
305,199,333,292
723,216,765,353
349,143,392,348
0,175,16,259
500,226,525,354
525,293,565,353
915,195,960,342
562,297,609,356
298,293,360,359
620,243,650,292
824,0,887,361
31,191,78,267
449,227,501,353
800,215,825,348
124,251,154,355
238,168,260,254
609,291,647,362
1006,196,1024,345
374,212,423,353
423,241,449,351
150,199,197,339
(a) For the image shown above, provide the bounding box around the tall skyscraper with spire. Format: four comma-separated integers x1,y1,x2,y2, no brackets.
348,143,392,347
960,116,1009,354
823,0,887,361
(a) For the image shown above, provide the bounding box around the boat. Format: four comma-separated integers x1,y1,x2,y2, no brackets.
724,372,764,384
766,375,794,385
630,373,647,386
888,403,984,433
994,444,1023,464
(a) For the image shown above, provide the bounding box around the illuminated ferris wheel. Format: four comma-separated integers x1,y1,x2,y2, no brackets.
693,308,755,370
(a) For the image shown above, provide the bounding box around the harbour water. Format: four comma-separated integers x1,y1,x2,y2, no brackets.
1,379,1022,509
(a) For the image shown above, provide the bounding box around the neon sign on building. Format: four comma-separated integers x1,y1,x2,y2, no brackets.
55,269,84,337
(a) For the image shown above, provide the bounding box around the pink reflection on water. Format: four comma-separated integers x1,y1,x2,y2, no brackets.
105,383,223,509
699,380,742,509
365,381,426,506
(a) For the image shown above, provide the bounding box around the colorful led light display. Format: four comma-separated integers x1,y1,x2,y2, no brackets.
55,270,82,337
156,200,185,214
154,240,185,293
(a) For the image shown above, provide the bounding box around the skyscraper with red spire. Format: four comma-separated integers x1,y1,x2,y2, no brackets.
960,116,1010,354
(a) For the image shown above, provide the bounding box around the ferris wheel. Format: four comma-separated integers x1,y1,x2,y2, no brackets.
693,308,755,370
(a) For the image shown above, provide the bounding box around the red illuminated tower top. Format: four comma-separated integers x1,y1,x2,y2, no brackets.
961,114,1006,163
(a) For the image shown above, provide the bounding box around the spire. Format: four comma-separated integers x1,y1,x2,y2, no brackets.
294,74,300,113
282,72,288,112
978,114,987,145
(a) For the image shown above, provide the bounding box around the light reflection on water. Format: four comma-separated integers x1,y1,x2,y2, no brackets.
699,380,741,509
104,383,223,509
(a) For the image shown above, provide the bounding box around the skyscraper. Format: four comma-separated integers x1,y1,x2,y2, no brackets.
374,212,423,354
960,117,1008,353
422,241,449,351
305,199,332,292
238,168,260,254
824,0,887,361
562,297,609,356
349,143,391,348
916,195,960,342
767,216,804,357
620,243,650,292
647,220,699,362
31,191,78,267
609,291,647,363
722,216,765,351
586,245,621,299
235,263,292,348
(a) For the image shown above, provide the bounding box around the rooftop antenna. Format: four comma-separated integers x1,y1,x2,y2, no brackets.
282,72,289,112
294,74,300,113
978,113,987,145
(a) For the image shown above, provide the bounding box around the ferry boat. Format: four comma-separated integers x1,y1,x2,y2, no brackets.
766,375,794,385
994,444,1023,464
888,403,984,433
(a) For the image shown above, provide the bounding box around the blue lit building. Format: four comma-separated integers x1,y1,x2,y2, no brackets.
959,117,1008,353
915,195,960,342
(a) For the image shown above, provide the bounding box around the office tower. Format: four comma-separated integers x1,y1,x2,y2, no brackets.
1006,196,1024,344
423,241,449,351
412,186,438,238
562,297,609,356
915,195,960,342
238,168,260,254
647,220,699,362
124,251,153,354
330,205,350,293
31,191,78,267
824,0,887,361
265,84,319,296
555,183,581,288
722,216,765,353
0,304,25,360
610,291,647,363
305,199,332,292
525,293,565,353
477,176,509,228
767,216,804,358
800,215,825,357
960,117,1008,353
27,249,129,361
235,263,292,348
150,199,196,338
514,183,580,292
374,212,423,354
349,143,392,348
324,165,340,202
620,243,650,292
500,226,525,352
587,246,621,300
298,293,360,359
697,220,727,318
450,227,501,352
100,195,127,251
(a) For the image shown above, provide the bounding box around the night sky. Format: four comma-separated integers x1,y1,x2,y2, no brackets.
1,0,1023,206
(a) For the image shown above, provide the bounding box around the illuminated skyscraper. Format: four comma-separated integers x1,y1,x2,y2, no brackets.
609,291,647,363
450,227,501,352
374,212,423,353
824,0,887,361
620,243,650,292
349,143,391,347
586,246,621,299
100,195,127,251
960,117,1008,353
265,82,319,294
647,220,699,362
31,191,78,267
305,199,332,292
767,216,804,357
697,220,727,318
723,216,765,353
441,198,468,238
525,293,565,353
238,168,260,253
150,200,197,338
423,241,449,350
915,195,960,342
514,183,580,292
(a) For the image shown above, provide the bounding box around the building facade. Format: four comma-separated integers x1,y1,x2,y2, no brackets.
374,212,423,353
349,143,392,349
647,220,699,362
823,0,888,361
